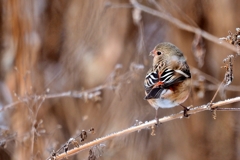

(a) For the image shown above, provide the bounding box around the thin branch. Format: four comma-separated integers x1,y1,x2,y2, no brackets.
0,85,107,112
44,85,106,99
215,108,240,111
130,0,237,53
0,101,25,112
48,96,240,160
209,80,224,104
2,62,140,112
191,67,220,85
191,67,240,92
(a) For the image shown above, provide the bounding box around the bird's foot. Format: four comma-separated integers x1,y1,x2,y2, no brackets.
183,107,190,118
179,104,190,117
155,117,159,126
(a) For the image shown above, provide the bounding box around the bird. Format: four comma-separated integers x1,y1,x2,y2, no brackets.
144,42,191,124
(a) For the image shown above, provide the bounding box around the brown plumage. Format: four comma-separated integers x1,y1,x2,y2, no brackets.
144,42,191,123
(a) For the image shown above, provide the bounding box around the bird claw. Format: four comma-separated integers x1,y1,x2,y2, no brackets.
183,107,190,118
155,117,159,126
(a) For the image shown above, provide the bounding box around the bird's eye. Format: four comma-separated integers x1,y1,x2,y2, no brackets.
157,51,161,55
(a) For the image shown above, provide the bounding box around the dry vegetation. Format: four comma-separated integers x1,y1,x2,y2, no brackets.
0,0,240,160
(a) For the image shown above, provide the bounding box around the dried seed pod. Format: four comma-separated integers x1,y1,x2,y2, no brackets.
80,130,87,142
220,28,240,55
192,34,206,67
89,144,106,159
89,128,95,134
223,55,234,86
88,149,97,160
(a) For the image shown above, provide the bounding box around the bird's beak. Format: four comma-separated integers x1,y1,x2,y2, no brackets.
149,50,154,56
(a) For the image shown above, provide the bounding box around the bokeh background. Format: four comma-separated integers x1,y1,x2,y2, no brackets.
0,0,240,159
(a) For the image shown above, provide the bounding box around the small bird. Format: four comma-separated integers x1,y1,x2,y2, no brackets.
144,42,191,124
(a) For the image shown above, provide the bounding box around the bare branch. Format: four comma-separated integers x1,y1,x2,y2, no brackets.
215,108,240,111
48,96,240,160
2,62,142,112
130,0,237,53
0,85,106,112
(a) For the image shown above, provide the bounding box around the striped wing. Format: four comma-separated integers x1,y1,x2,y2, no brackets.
144,70,159,93
144,68,190,99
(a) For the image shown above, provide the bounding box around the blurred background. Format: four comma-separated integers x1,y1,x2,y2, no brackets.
0,0,240,159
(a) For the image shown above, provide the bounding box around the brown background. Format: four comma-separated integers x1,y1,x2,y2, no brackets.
0,0,240,159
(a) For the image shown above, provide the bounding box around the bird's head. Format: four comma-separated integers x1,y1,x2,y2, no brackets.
150,42,185,66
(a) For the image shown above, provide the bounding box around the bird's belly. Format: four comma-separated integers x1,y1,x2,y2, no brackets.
148,92,178,110
155,98,177,108
148,85,190,109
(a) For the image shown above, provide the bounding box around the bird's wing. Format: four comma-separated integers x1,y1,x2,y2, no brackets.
144,68,190,99
144,69,159,93
161,68,191,88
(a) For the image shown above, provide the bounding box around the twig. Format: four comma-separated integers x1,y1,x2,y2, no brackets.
209,80,224,105
215,108,240,111
191,67,240,92
0,85,107,113
191,66,220,85
44,85,106,99
48,96,240,160
2,62,142,112
130,0,237,53
0,101,25,112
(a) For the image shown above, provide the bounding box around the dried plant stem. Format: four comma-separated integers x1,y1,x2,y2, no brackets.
216,108,240,111
191,67,220,85
0,85,107,112
49,96,240,160
191,67,240,92
209,80,224,105
130,0,237,52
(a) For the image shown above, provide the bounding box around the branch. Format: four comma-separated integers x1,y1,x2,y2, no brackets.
0,85,107,112
48,96,240,160
130,0,237,53
1,63,129,112
215,107,240,111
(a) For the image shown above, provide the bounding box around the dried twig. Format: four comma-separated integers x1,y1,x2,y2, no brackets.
130,0,237,53
191,67,240,92
223,55,234,86
2,63,144,112
47,128,95,160
220,28,240,54
47,96,240,160
0,85,106,113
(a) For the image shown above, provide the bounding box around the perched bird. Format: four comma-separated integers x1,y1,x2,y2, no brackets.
144,42,191,124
